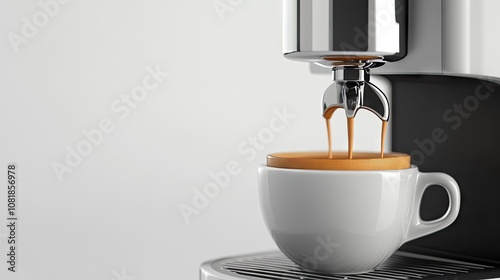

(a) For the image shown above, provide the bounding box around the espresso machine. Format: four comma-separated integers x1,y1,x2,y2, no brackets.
200,0,500,279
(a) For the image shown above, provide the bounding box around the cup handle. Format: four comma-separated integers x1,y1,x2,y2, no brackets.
404,172,461,243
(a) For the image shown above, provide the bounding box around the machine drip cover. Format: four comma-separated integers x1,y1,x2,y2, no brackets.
200,250,497,280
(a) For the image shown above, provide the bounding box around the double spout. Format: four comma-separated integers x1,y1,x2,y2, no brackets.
322,68,390,121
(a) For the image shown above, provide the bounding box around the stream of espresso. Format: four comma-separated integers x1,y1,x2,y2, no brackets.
325,114,387,159
347,117,355,159
326,118,333,159
380,121,388,158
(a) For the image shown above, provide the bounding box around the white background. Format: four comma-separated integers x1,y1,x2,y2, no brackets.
0,1,386,279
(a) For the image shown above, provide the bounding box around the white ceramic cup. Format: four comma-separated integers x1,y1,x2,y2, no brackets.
258,165,460,274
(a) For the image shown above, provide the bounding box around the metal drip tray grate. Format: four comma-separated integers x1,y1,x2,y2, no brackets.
200,251,496,280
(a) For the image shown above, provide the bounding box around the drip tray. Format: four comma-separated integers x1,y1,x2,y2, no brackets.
200,251,497,280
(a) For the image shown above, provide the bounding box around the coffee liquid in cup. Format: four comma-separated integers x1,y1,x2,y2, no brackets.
267,151,410,170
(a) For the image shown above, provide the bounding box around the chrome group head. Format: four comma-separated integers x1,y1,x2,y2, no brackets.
322,67,390,121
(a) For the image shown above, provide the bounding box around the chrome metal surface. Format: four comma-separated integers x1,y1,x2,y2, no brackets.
323,68,390,121
200,251,495,280
333,68,366,82
283,0,405,68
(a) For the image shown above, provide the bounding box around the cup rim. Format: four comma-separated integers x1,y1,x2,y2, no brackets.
259,164,418,173
266,151,411,171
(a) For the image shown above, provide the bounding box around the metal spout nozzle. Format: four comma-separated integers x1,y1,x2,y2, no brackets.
322,68,390,121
